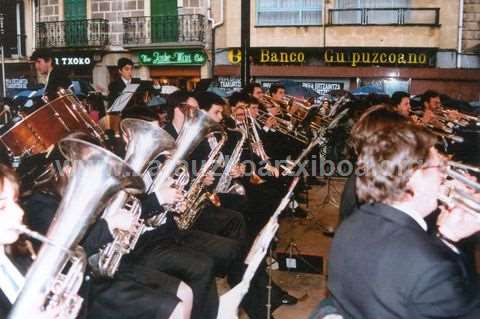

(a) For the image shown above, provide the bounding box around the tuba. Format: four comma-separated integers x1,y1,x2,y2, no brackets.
8,136,144,319
95,118,176,277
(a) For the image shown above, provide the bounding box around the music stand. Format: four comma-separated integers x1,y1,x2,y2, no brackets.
107,83,140,113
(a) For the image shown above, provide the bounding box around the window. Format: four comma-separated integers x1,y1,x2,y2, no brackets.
183,0,200,7
256,0,322,26
333,0,410,24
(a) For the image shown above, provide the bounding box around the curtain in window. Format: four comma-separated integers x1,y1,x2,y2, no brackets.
334,0,410,24
257,0,322,26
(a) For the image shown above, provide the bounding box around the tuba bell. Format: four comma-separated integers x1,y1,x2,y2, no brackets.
95,118,176,277
8,136,145,319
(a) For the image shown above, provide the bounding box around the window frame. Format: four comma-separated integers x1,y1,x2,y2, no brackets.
255,0,323,27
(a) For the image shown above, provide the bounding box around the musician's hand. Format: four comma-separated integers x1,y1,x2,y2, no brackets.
422,109,435,124
265,116,277,128
104,209,137,234
202,171,215,186
266,164,280,178
230,164,245,178
155,185,183,205
437,205,480,242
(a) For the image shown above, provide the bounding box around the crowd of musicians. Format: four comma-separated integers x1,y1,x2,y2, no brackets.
0,48,479,319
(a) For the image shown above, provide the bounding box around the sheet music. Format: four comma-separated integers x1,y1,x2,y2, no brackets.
108,84,140,113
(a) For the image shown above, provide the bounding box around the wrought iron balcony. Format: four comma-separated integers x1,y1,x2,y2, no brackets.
36,19,109,48
123,14,205,46
329,8,440,26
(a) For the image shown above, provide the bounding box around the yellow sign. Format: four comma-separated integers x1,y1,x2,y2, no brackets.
228,49,242,64
324,49,430,67
259,49,305,63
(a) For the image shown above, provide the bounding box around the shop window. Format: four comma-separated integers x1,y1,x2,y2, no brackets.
358,78,410,97
256,0,322,26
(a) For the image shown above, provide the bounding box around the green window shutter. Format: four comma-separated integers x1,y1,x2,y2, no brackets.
151,0,178,43
64,0,87,46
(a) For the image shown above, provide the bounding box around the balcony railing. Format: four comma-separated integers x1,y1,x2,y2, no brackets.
36,19,109,48
123,14,205,46
329,8,440,26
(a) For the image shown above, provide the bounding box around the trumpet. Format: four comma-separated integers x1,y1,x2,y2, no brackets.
438,161,480,216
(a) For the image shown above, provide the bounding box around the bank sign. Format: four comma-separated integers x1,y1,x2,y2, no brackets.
138,49,207,66
227,48,436,67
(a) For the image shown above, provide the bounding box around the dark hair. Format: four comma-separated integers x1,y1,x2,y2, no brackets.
391,91,410,107
244,82,263,95
349,105,409,155
247,96,260,106
195,92,226,111
228,91,249,107
166,91,194,120
269,83,285,95
122,105,158,122
356,124,437,204
117,57,134,69
421,90,440,106
30,48,54,63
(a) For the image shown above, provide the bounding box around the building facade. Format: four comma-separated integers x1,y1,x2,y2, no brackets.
2,0,213,96
213,0,480,101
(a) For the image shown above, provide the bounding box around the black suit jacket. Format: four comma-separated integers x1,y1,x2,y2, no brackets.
328,203,480,319
45,67,72,101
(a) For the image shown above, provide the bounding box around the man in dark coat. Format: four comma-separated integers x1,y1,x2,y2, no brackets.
328,124,480,318
31,48,72,102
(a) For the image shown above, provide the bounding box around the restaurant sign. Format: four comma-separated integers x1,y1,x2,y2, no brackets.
138,49,207,66
54,54,94,67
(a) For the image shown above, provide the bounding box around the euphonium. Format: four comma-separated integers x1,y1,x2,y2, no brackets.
146,107,222,226
4,225,86,319
8,136,144,319
214,128,247,195
174,131,228,230
96,118,176,278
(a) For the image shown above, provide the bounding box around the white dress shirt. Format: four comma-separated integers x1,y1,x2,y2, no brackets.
0,247,25,303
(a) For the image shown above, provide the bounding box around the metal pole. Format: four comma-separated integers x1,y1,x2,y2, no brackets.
240,0,251,87
1,46,6,97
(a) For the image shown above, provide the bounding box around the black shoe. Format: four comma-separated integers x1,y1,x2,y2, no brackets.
280,293,298,305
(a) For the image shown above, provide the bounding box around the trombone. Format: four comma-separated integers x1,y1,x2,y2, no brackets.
438,161,480,216
256,108,310,144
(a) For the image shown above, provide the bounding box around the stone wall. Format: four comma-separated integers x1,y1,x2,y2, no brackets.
39,0,60,22
463,0,480,53
90,0,145,46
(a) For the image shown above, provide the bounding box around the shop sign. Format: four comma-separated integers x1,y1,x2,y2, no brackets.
324,48,435,67
138,49,206,66
260,80,344,97
54,54,93,66
6,78,28,89
217,76,241,90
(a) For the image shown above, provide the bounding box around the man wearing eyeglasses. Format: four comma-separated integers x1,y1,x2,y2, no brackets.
327,123,480,318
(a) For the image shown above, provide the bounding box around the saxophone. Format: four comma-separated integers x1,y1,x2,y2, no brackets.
174,131,227,230
214,128,247,195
